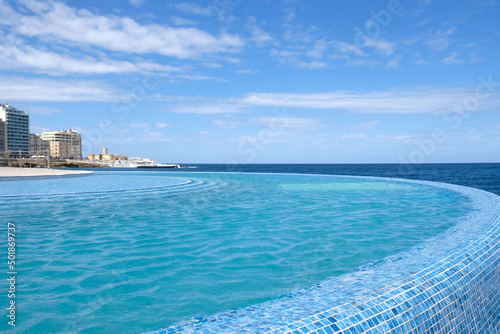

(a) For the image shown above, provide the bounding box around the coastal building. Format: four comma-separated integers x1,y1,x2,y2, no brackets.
0,104,30,157
129,157,155,164
0,119,6,155
41,129,82,159
87,147,128,163
29,133,50,156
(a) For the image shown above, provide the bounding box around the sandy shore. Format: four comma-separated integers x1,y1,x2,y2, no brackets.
0,167,93,180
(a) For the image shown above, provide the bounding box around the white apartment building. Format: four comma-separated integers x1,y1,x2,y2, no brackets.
29,133,50,156
41,129,82,159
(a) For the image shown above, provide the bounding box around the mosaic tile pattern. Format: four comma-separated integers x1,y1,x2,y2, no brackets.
143,178,500,334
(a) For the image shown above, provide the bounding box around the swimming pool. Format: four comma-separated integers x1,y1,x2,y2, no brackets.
1,171,498,333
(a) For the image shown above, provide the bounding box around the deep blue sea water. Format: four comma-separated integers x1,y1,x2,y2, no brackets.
0,163,498,333
168,163,500,195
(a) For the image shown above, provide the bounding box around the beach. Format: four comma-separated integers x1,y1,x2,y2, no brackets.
0,167,93,180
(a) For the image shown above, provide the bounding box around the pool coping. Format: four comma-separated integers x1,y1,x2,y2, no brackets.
141,174,500,334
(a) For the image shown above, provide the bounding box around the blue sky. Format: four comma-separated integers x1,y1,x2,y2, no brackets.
1,0,499,163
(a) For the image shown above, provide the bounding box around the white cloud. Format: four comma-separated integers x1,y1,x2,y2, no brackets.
2,0,243,59
386,59,400,69
135,62,185,73
441,52,464,65
296,61,328,69
24,106,62,115
237,129,322,145
341,133,366,140
469,50,484,63
414,59,431,66
427,27,457,51
270,48,327,70
0,77,120,102
270,48,299,59
0,36,183,75
155,122,170,128
169,16,199,26
251,117,328,131
250,27,273,46
334,41,367,58
247,16,273,46
162,87,500,114
175,74,227,81
345,59,379,67
204,62,223,68
123,129,172,143
237,69,253,74
30,125,54,133
170,103,243,114
108,129,172,144
129,0,145,8
394,135,419,140
362,38,395,56
236,88,499,114
172,2,213,16
350,121,379,130
11,76,499,113
130,123,150,128
334,37,394,59
283,7,295,22
240,90,471,113
306,40,328,59
212,119,241,129
137,130,172,143
269,27,393,69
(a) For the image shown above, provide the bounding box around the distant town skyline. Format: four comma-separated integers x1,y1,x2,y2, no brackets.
1,0,499,163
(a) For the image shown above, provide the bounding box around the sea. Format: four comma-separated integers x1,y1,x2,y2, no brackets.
2,162,499,333
149,163,500,195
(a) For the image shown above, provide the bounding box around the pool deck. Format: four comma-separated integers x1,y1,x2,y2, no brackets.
0,167,93,180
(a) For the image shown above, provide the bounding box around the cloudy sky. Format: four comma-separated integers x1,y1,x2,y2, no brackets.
1,0,499,163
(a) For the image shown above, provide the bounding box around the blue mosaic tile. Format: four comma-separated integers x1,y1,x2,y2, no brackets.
143,178,500,334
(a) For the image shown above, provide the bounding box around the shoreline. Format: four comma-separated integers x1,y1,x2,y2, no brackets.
0,167,94,180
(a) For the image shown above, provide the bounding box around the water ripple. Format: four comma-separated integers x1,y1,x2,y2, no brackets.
0,172,471,333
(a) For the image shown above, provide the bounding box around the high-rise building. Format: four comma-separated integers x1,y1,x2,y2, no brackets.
41,129,82,159
29,133,50,156
0,119,6,155
0,104,30,157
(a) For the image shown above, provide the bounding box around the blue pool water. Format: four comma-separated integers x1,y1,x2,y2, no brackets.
0,169,475,334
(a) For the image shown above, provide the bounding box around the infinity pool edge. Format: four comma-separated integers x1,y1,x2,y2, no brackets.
144,175,500,334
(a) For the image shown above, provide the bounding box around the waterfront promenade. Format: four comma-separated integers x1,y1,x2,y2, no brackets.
0,167,93,180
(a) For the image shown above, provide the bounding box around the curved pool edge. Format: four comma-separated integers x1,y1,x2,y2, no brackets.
144,176,500,334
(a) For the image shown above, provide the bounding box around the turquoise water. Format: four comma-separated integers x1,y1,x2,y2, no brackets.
0,172,471,333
